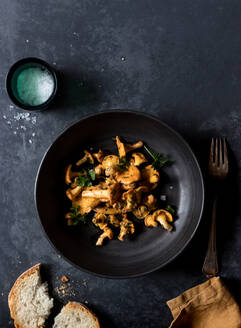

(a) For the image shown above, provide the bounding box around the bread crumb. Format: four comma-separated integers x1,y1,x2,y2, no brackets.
55,282,75,298
61,275,69,283
84,300,89,304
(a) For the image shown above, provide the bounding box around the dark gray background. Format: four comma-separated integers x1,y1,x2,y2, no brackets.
1,1,241,327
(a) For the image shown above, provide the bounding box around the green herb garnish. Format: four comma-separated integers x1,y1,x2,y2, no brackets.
88,169,96,181
69,206,88,225
76,169,96,187
144,145,172,170
118,157,130,171
166,204,175,215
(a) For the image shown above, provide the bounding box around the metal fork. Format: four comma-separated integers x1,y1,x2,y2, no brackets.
202,137,229,278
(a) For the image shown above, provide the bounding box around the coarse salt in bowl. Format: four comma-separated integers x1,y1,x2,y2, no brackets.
6,57,58,111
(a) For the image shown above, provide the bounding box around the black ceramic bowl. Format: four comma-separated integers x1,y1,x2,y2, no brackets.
35,111,204,278
6,57,58,111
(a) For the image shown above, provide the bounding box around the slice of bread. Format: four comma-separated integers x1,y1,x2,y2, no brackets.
53,302,100,328
8,263,54,328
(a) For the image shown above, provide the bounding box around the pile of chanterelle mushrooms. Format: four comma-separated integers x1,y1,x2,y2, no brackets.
65,136,174,246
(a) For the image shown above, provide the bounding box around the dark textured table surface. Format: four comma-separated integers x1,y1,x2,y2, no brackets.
1,1,241,327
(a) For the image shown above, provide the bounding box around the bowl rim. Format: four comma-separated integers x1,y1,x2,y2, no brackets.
34,110,205,279
6,57,58,111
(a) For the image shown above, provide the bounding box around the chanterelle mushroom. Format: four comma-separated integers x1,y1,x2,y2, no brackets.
121,183,137,190
141,165,160,184
133,205,149,219
135,185,149,203
94,206,122,215
65,164,80,185
121,189,137,212
82,182,121,204
93,149,104,163
66,185,82,200
116,136,143,158
131,152,147,166
115,165,141,185
155,209,173,231
102,155,119,176
143,194,157,211
72,196,101,215
144,209,173,231
94,164,104,177
118,215,135,241
76,150,94,166
108,214,120,227
96,227,113,246
144,213,158,227
92,213,108,230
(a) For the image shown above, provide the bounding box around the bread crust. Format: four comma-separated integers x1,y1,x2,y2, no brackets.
8,266,100,328
8,263,41,328
63,302,101,328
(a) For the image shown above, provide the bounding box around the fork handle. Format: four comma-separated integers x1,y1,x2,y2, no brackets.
202,193,218,278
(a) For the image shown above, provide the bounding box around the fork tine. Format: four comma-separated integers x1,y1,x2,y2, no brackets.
223,138,228,165
218,138,223,165
210,138,214,163
215,137,218,164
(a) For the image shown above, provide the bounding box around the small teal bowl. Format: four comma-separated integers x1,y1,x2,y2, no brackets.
6,57,58,111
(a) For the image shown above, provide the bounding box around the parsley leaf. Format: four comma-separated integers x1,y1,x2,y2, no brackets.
144,145,173,170
118,157,130,171
166,204,175,215
69,206,88,225
76,169,96,187
76,176,88,187
72,215,87,225
88,169,96,181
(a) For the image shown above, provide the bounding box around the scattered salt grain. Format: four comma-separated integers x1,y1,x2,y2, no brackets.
13,131,17,135
26,39,29,43
14,112,29,121
25,113,31,121
7,121,11,125
20,125,26,130
82,279,88,288
3,115,6,119
29,139,32,144
32,132,36,137
121,56,126,61
169,185,174,190
160,195,167,201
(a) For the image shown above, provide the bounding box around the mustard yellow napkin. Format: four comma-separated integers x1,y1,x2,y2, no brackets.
167,277,241,328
